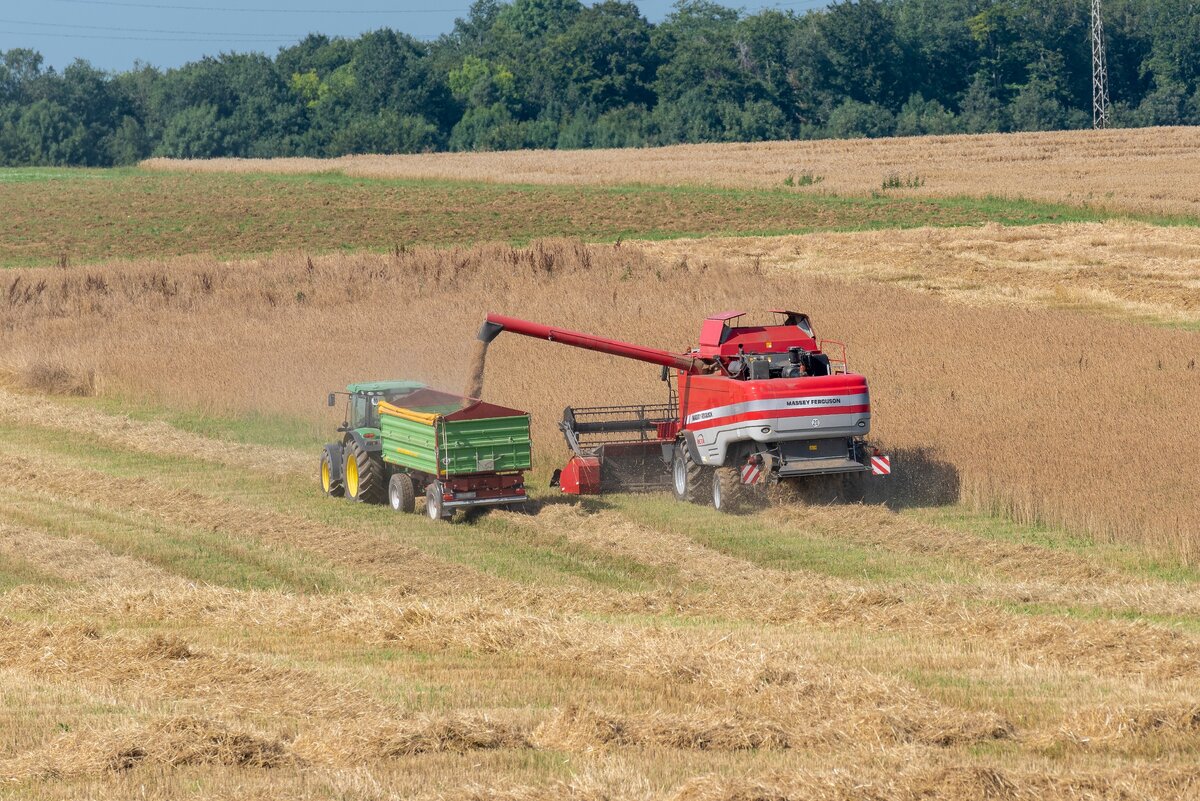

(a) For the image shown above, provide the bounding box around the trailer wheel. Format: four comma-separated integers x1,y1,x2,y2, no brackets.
319,444,344,497
672,442,706,504
712,466,746,513
344,441,385,504
425,482,447,521
388,473,416,513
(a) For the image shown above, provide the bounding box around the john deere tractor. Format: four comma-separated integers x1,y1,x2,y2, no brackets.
319,380,426,503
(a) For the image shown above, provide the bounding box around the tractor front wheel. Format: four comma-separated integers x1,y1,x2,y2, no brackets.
672,441,707,504
389,473,416,513
344,441,385,503
319,444,344,497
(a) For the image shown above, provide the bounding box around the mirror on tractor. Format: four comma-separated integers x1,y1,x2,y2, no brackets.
327,393,337,407
660,365,669,382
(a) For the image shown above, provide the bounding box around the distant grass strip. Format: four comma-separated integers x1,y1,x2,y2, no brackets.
2,167,1185,268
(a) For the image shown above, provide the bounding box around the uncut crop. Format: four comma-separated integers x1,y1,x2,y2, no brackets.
145,125,1200,217
2,239,1195,559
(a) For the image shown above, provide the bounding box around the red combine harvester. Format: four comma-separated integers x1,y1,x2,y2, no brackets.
477,311,889,512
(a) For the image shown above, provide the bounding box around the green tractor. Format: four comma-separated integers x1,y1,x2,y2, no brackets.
320,380,426,504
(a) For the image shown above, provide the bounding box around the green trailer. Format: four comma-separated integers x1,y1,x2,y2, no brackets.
319,383,531,520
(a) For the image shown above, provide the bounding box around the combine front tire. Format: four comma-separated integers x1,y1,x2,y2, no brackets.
319,444,344,497
712,466,747,513
344,441,385,504
672,442,707,504
388,473,416,513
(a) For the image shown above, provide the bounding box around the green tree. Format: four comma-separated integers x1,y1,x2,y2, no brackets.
156,103,222,158
824,98,895,138
15,100,88,164
958,72,1005,133
546,1,656,112
894,94,958,136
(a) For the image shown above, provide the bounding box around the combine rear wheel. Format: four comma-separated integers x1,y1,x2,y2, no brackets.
672,441,707,504
712,466,747,513
388,473,416,513
344,441,385,503
319,444,344,497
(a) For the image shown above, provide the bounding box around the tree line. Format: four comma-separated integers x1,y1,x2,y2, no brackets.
2,0,1199,166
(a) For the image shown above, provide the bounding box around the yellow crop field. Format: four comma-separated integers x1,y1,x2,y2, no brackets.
2,150,1199,800
637,221,1200,327
145,126,1200,216
2,237,1196,556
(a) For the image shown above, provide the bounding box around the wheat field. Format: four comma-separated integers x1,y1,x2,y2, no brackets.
145,126,1200,216
637,220,1200,327
2,237,1196,558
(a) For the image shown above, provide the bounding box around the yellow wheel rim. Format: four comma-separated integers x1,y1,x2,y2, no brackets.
345,453,359,497
321,459,331,492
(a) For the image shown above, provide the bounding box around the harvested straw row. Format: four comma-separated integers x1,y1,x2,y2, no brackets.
0,387,307,476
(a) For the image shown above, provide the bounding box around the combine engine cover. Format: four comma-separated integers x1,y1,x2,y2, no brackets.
683,372,870,471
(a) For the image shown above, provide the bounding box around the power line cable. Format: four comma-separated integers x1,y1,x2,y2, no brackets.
45,0,466,13
0,17,306,37
0,29,300,42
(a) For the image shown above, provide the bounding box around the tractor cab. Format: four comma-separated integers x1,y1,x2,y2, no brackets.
329,380,427,438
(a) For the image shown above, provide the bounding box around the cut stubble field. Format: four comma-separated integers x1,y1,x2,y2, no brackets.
147,125,1200,216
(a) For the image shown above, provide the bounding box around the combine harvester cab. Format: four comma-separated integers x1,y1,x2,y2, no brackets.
479,310,888,512
320,383,531,520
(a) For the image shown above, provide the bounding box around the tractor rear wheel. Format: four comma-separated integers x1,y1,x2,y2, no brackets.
344,441,385,503
388,473,416,513
712,466,747,513
672,441,706,504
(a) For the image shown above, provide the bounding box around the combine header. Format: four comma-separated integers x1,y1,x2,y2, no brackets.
478,311,887,511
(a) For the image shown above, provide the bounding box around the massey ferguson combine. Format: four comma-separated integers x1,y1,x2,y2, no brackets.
478,311,888,512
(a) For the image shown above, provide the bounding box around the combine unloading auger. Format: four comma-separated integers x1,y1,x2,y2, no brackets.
479,311,889,512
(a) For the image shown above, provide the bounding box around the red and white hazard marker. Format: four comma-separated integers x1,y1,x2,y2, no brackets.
870,455,891,476
740,461,763,484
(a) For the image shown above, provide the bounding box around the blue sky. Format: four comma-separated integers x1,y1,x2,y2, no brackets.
0,0,828,73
